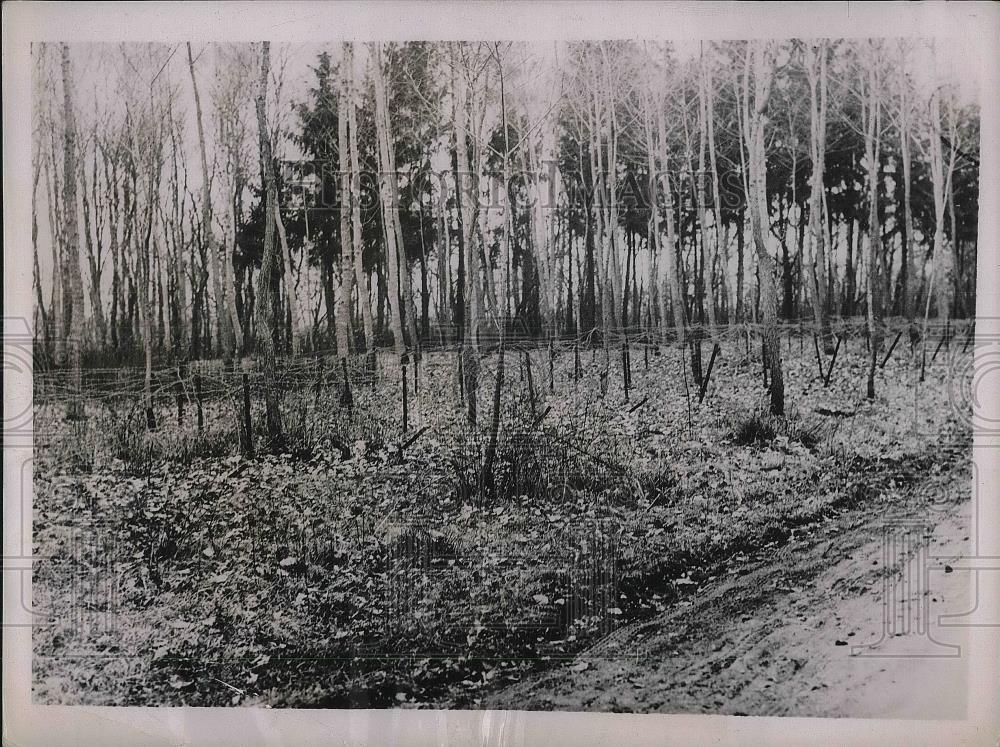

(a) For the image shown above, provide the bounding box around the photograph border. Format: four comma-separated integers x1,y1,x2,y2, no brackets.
4,2,999,744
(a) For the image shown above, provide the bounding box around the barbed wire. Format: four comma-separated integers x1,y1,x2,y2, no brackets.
32,316,972,406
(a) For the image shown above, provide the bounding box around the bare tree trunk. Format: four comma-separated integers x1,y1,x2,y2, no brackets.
928,43,953,329
747,41,784,415
60,44,86,420
705,52,729,326
79,156,107,349
697,45,718,336
806,40,834,352
453,44,479,425
945,100,959,319
44,150,64,360
483,46,511,496
136,149,160,430
642,86,668,344
863,42,884,399
32,150,49,350
371,43,406,367
898,42,916,323
655,91,685,344
345,43,375,357
274,201,301,354
437,180,450,339
254,41,284,446
336,43,355,360
187,42,231,360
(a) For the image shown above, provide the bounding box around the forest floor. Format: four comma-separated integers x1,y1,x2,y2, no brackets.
31,328,974,713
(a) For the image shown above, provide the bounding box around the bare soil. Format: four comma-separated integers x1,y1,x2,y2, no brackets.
486,462,971,718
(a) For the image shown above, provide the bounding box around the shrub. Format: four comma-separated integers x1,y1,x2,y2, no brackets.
732,411,776,446
731,409,824,451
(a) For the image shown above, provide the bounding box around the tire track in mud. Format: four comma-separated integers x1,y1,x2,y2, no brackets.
484,448,972,716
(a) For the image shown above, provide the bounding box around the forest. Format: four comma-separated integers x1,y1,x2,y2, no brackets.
32,39,979,711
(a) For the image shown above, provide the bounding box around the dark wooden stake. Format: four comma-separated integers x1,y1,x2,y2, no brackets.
175,363,185,426
698,342,721,404
621,339,629,402
399,424,430,455
963,322,975,353
813,335,825,381
880,330,903,369
241,372,254,457
194,373,204,432
401,353,409,434
628,396,648,414
548,338,555,393
531,404,551,429
931,333,948,363
823,335,842,387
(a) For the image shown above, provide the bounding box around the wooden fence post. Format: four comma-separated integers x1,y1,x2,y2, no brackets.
549,339,555,392
241,372,255,457
881,330,903,369
823,335,843,387
176,362,186,425
194,373,204,432
401,353,409,434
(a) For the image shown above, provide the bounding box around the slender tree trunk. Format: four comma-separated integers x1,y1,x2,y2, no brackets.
898,44,916,322
60,45,86,420
254,41,284,445
187,42,230,360
336,43,355,360
32,150,49,352
705,54,729,328
928,44,953,329
453,44,479,425
654,90,685,344
863,43,885,399
371,43,406,366
747,41,784,415
736,209,745,323
343,44,374,357
274,200,301,353
697,47,718,336
79,160,107,348
806,40,834,351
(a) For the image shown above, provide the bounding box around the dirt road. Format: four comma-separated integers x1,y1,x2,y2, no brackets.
486,477,972,718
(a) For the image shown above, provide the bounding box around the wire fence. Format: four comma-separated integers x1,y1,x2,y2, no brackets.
32,316,974,416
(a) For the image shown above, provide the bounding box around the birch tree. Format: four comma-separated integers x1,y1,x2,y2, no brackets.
254,41,283,444
336,42,354,360
370,42,407,364
345,43,375,362
60,44,86,420
187,42,230,360
805,39,834,352
745,41,785,415
862,41,884,399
